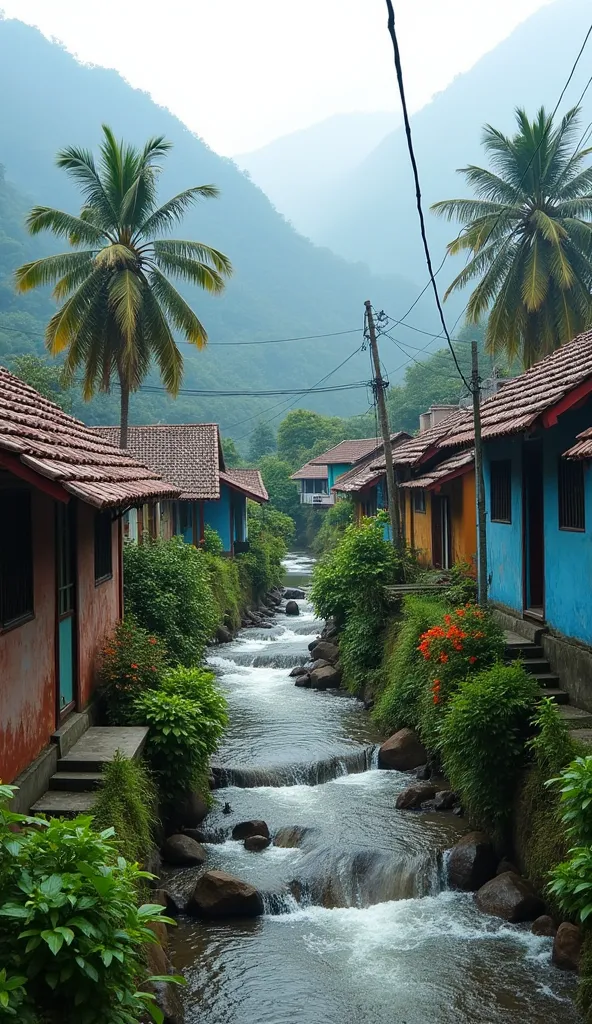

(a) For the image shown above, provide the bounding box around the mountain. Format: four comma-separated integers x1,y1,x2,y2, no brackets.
235,112,399,240
0,18,422,436
306,0,592,293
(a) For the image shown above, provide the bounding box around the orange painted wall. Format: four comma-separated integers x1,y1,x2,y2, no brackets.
76,502,120,707
404,470,476,569
405,489,432,565
0,488,56,783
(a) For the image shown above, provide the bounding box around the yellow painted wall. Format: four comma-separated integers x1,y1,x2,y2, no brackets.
405,489,432,565
404,469,476,569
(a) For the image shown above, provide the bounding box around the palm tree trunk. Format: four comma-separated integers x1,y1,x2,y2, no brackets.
119,376,130,449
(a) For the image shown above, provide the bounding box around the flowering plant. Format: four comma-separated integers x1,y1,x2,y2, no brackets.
98,618,168,724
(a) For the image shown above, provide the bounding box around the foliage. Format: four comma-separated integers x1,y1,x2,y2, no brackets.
339,606,385,696
249,421,276,461
258,455,301,519
529,696,579,779
373,596,446,732
237,502,292,599
221,437,242,468
91,754,157,866
202,551,242,631
203,525,224,556
433,105,592,368
123,537,218,666
545,752,592,926
440,662,540,835
444,561,477,606
0,786,180,1024
9,354,72,411
97,619,167,725
550,755,592,846
276,409,343,469
15,125,232,445
312,498,353,556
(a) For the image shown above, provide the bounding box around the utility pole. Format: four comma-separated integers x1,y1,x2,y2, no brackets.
472,340,488,607
365,300,401,549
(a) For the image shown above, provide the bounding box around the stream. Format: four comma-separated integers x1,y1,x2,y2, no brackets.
167,552,580,1023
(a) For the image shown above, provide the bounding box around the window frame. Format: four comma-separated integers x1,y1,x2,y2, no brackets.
94,510,113,585
558,457,586,533
413,489,427,514
0,488,34,631
490,459,512,524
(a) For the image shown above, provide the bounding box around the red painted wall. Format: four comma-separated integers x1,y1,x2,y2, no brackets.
0,488,56,783
76,503,120,706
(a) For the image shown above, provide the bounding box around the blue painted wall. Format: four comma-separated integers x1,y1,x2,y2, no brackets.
203,484,232,552
328,463,353,489
484,437,523,613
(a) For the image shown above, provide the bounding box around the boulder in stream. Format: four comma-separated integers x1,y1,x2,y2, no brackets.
161,834,207,867
475,871,545,923
532,915,557,937
294,674,311,687
395,784,436,809
553,922,583,970
310,664,342,690
169,790,209,828
434,790,458,811
289,665,309,677
285,600,300,616
273,825,312,848
185,870,264,919
447,832,498,891
284,587,306,599
244,834,271,852
216,624,233,644
312,641,340,664
378,728,427,771
232,819,270,840
309,658,330,671
143,945,184,1024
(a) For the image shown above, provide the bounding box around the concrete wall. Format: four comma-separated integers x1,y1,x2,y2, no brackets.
406,489,432,564
484,436,524,613
444,472,477,567
203,484,232,551
327,463,352,489
76,502,120,707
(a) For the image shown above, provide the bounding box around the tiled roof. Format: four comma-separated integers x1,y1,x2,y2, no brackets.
310,438,388,465
400,449,474,489
372,411,470,469
290,462,328,481
0,367,178,509
564,427,592,459
95,424,222,501
221,468,268,503
331,433,412,493
444,329,592,447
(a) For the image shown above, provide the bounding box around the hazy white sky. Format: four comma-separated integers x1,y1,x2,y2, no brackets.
0,0,555,155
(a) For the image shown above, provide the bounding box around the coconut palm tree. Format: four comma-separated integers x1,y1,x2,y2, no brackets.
15,125,232,446
432,106,592,367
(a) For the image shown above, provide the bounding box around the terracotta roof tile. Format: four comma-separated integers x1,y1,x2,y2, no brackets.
310,438,390,465
0,367,178,509
290,462,328,481
371,411,470,469
564,426,592,459
221,468,268,503
95,424,222,500
400,449,474,489
332,433,412,493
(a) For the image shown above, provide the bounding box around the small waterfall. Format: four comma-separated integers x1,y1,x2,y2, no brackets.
212,746,376,789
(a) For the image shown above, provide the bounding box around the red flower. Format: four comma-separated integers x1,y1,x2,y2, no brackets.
439,652,448,664
131,663,138,670
148,637,158,645
469,655,477,664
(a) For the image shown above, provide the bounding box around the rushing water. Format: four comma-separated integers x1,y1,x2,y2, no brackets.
167,552,580,1024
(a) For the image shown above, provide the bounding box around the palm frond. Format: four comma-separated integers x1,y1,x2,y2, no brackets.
25,207,106,244
45,270,107,355
529,209,568,245
460,166,524,205
149,267,208,347
443,238,514,302
94,243,138,271
151,249,227,293
138,186,220,239
140,287,183,395
431,197,513,224
15,251,96,294
547,240,576,291
152,239,232,277
522,235,550,312
555,166,592,202
463,243,519,322
108,269,144,355
55,144,116,227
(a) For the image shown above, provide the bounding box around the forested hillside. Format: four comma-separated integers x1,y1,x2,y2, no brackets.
0,17,423,434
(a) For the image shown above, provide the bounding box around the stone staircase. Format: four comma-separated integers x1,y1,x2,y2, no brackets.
30,725,149,818
504,629,592,744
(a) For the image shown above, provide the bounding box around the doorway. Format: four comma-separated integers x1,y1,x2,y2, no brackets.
56,502,77,715
432,495,451,569
523,440,545,617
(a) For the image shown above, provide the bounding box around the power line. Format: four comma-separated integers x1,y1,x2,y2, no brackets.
102,380,370,398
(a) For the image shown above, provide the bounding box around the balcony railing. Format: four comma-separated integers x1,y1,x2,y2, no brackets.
299,492,334,506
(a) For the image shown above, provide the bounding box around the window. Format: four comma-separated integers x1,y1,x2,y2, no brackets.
490,460,512,523
413,489,426,514
94,511,113,583
0,489,34,628
558,458,585,531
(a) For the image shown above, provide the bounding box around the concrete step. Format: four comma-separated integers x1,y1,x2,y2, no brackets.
558,705,592,729
49,772,103,792
57,726,149,773
538,688,569,705
497,614,547,645
505,644,544,661
533,672,561,688
520,658,551,675
30,790,97,819
570,729,592,747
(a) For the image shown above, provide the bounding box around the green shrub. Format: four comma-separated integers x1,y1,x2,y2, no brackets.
373,596,446,733
312,499,353,556
92,754,157,866
237,503,292,599
203,525,224,555
97,619,168,725
440,662,540,836
548,756,592,925
159,666,228,745
339,606,385,696
0,786,180,1024
443,561,477,606
203,552,242,630
124,537,218,665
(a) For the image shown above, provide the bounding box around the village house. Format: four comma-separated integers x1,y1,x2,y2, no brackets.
0,368,178,790
96,424,268,553
290,460,331,506
329,432,411,520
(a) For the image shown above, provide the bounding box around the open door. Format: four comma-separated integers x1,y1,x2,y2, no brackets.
431,495,451,569
56,502,77,716
523,440,544,617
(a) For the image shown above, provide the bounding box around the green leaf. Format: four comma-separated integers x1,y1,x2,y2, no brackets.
41,930,65,956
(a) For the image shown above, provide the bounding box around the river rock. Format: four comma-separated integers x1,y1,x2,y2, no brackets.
143,946,184,1024
378,728,427,771
284,587,305,599
447,832,498,891
395,784,436,809
416,765,432,781
553,923,583,970
244,834,271,852
285,601,300,616
308,638,321,652
161,834,207,867
309,658,330,671
182,827,207,843
294,674,311,687
154,888,182,917
232,819,270,840
496,858,520,876
170,791,209,828
185,870,264,919
475,872,545,922
434,790,458,811
310,664,342,690
289,665,309,677
312,641,340,665
532,915,557,937
216,624,233,644
273,825,312,848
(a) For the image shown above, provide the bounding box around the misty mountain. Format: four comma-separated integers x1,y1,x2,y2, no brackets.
299,0,592,294
235,111,399,240
0,18,422,436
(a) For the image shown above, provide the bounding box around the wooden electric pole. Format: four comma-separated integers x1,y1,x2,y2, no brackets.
365,300,401,549
472,340,488,607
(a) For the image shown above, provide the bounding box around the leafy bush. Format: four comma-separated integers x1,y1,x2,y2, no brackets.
91,754,157,866
203,552,242,631
124,537,218,665
440,662,540,835
98,619,168,724
159,666,229,746
547,755,592,925
203,525,224,555
312,499,353,556
339,606,385,696
443,561,477,606
311,518,402,624
0,786,180,1024
237,503,292,599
